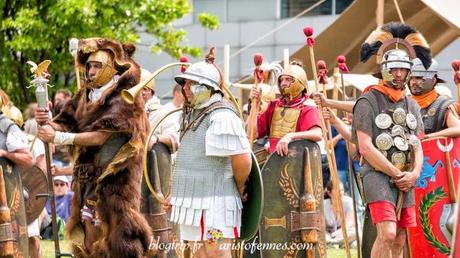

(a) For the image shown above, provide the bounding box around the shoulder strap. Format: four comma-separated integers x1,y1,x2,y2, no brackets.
180,101,239,140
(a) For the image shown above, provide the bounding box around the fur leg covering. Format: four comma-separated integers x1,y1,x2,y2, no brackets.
94,168,153,258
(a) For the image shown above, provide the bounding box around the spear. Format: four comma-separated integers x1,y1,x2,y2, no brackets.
304,26,351,258
248,53,264,148
337,55,362,258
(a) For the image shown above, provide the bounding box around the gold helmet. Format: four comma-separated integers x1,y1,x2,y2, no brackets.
85,50,117,88
278,62,308,100
140,68,155,92
2,105,24,127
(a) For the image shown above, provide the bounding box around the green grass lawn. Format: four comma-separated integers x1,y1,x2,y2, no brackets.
40,240,358,257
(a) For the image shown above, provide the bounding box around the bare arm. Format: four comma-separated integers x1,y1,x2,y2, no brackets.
332,134,343,147
331,119,352,143
312,93,355,113
38,124,112,146
289,126,323,142
425,109,460,139
53,164,74,176
73,131,112,146
356,130,402,178
327,100,355,113
0,148,33,167
231,152,252,197
323,107,352,142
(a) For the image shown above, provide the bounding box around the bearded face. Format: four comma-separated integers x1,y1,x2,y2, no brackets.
409,76,435,95
382,68,410,89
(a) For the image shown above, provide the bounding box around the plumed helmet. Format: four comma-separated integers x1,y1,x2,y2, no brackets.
174,61,222,93
360,22,432,70
278,61,308,100
140,68,155,92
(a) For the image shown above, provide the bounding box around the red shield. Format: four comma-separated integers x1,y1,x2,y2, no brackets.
408,137,460,257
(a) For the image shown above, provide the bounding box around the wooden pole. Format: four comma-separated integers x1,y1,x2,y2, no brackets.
304,27,351,258
376,0,384,27
248,54,264,148
337,55,362,258
283,48,290,69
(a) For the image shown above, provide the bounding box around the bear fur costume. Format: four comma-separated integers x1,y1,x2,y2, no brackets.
53,38,154,258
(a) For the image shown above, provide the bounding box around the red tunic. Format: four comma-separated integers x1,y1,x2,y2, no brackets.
257,94,322,153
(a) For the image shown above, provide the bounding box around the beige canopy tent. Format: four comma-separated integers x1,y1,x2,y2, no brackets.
291,0,460,78
231,0,460,105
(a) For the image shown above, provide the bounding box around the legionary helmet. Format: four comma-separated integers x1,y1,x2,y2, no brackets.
174,59,223,107
85,50,117,88
410,58,445,95
278,61,308,100
360,22,432,89
380,49,412,87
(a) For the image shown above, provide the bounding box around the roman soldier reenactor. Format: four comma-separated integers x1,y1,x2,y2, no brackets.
35,38,152,257
165,49,252,257
352,22,429,257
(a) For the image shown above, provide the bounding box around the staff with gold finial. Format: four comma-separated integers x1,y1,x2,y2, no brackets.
304,26,352,258
28,60,74,258
247,53,264,148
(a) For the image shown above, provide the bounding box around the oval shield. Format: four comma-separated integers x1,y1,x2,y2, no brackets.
245,140,325,258
141,142,180,258
20,165,47,223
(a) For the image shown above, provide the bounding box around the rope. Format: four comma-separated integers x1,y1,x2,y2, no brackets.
218,0,327,64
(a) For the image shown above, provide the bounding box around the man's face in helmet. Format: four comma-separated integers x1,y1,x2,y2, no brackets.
86,61,103,85
182,79,196,103
142,87,154,102
278,75,295,93
389,68,409,89
182,79,212,107
279,75,295,87
409,76,436,96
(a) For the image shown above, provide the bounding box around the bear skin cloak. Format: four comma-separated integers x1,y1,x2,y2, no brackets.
53,38,153,258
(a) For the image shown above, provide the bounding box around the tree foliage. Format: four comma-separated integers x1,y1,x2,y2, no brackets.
0,0,219,107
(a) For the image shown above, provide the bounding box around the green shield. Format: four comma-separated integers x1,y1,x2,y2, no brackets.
245,140,326,258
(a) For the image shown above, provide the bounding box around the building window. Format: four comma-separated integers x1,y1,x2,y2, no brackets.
281,0,353,18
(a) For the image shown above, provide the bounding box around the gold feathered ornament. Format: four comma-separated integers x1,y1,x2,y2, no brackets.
26,60,51,78
360,22,432,69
